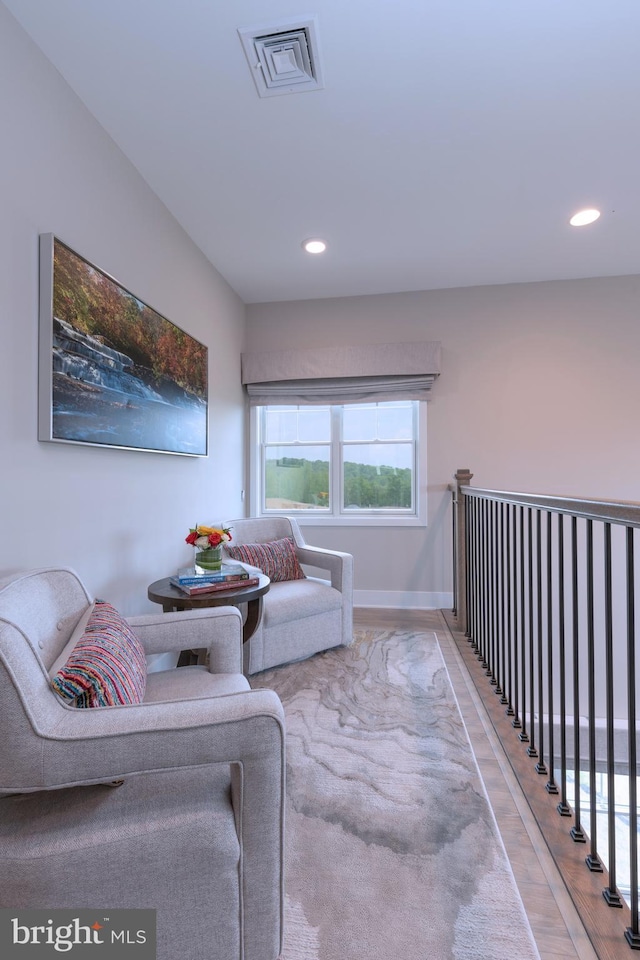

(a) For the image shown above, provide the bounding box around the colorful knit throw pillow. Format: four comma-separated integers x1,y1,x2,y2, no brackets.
226,536,306,583
51,600,147,708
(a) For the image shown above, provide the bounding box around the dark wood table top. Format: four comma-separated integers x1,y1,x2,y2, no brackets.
148,574,270,610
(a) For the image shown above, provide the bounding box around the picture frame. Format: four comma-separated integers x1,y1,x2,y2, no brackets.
38,234,208,456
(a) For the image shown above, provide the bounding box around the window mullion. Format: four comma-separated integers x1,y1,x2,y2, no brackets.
331,406,342,516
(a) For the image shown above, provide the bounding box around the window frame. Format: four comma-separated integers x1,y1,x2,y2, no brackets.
249,401,427,527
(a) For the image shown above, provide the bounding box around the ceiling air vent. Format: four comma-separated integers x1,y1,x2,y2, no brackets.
238,17,324,98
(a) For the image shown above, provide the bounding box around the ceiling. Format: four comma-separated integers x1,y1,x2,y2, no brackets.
5,0,640,304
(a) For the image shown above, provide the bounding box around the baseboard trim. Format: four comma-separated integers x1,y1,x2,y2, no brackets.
354,589,453,610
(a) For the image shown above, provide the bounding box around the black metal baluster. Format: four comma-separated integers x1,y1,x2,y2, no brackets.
464,494,472,637
464,495,473,643
452,487,458,617
473,497,481,654
499,502,508,704
535,509,547,775
484,496,491,671
585,519,603,872
603,523,622,905
527,508,538,759
505,503,515,716
546,511,557,792
468,497,477,649
557,513,571,816
489,499,497,685
571,516,586,843
512,503,522,729
483,497,490,666
518,505,527,739
625,527,640,948
493,499,501,692
474,498,482,658
511,505,522,730
479,498,489,670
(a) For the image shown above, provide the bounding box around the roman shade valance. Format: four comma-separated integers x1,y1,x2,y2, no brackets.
242,341,441,405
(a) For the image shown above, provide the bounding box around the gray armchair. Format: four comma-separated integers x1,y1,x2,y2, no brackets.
0,567,284,960
224,516,353,675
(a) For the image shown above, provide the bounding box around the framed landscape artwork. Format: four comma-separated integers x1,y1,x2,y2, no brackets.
38,234,208,456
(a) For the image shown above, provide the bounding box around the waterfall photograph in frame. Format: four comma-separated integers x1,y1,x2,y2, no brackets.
38,235,208,456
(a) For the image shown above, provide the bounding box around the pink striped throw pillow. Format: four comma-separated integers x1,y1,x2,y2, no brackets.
51,600,147,708
226,536,306,583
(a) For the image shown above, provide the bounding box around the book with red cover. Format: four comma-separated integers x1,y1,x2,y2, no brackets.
169,575,260,597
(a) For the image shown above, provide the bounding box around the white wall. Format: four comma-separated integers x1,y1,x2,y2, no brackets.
5,0,639,616
0,3,246,614
246,274,640,604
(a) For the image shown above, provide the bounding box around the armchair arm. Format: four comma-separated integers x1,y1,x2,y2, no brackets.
296,545,354,646
296,545,353,593
128,606,243,673
34,688,285,789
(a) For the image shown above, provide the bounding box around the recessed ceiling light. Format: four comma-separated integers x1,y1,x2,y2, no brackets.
569,208,601,226
302,238,327,254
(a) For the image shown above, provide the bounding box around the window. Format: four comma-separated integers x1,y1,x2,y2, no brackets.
250,401,426,526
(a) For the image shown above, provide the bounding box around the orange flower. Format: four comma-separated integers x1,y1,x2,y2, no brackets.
185,524,232,546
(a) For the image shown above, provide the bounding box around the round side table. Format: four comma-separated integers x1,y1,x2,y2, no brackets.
147,574,270,664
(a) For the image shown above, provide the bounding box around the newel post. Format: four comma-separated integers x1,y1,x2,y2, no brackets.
454,468,473,635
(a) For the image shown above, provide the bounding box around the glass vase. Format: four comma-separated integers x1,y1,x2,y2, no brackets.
194,545,223,573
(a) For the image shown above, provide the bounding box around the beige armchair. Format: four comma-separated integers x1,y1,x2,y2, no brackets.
0,567,284,960
224,516,353,675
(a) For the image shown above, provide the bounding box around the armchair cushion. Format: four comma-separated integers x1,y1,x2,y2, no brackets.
51,600,147,708
226,535,306,583
263,578,342,628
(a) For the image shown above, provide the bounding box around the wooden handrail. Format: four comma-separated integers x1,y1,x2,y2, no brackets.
455,483,640,529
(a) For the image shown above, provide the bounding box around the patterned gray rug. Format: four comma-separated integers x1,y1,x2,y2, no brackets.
252,627,540,960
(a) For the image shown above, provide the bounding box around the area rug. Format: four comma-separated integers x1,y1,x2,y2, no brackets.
251,627,541,960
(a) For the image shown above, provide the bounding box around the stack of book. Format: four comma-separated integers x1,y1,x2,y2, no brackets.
169,562,259,596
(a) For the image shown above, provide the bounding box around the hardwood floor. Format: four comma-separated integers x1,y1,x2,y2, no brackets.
354,607,598,960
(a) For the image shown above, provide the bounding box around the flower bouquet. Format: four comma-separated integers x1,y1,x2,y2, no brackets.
185,524,232,572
